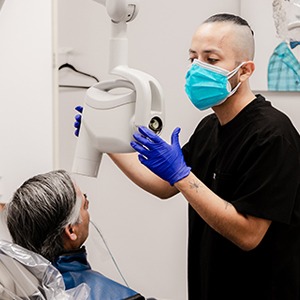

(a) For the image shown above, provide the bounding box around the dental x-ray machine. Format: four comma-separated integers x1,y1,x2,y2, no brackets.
72,0,165,177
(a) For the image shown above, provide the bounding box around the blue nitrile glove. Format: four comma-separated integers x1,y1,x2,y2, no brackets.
130,126,191,185
74,105,83,137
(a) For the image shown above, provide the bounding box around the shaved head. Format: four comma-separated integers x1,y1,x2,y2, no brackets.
203,13,255,62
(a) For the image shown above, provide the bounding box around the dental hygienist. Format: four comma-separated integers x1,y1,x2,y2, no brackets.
75,13,300,300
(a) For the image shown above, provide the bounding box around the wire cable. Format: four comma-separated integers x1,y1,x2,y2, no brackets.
89,219,130,287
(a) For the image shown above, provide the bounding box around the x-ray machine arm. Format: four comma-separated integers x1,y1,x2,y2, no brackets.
72,0,165,177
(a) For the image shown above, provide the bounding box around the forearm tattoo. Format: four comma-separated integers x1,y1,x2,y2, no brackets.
189,179,232,210
188,180,200,192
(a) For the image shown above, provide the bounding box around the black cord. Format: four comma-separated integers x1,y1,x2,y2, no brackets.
59,84,91,89
58,63,100,89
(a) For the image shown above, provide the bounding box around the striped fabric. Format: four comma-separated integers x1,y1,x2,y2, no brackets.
267,41,300,91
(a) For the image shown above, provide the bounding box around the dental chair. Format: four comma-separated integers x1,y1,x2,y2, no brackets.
0,240,90,299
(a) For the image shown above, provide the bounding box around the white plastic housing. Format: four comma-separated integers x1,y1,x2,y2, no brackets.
72,0,164,177
72,77,164,177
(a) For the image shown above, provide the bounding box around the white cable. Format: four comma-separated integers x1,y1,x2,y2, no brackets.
89,220,130,287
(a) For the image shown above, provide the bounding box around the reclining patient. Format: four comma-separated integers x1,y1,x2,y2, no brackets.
5,169,145,300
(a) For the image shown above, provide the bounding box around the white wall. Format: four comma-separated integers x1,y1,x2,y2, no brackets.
0,1,299,300
0,0,297,299
0,0,54,203
56,1,239,299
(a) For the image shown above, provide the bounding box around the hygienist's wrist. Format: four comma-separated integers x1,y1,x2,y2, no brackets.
173,171,193,187
174,172,204,194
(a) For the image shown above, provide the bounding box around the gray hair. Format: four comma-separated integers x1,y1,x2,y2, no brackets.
6,170,81,262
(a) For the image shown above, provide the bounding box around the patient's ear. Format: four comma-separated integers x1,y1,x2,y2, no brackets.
65,225,77,241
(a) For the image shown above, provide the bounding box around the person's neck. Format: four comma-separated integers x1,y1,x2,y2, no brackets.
213,89,256,126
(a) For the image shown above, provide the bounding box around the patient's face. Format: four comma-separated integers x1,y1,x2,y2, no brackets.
75,185,90,246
